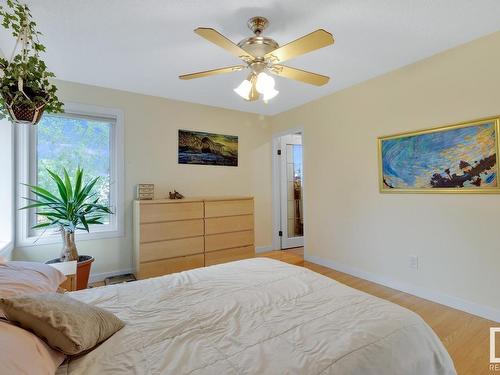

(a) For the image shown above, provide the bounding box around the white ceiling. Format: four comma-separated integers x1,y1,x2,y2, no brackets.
1,0,500,115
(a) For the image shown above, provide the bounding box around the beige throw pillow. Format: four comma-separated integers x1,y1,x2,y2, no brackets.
0,293,124,355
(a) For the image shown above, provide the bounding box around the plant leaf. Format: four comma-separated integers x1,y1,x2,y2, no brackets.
80,215,89,232
23,183,59,203
46,169,68,203
63,168,73,201
31,222,53,229
74,167,83,198
36,211,67,219
19,202,53,210
32,219,60,229
76,176,99,204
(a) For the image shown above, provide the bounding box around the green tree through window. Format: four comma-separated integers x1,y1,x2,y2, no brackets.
36,114,112,224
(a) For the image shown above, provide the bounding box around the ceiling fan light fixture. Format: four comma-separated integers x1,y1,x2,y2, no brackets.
234,79,252,100
255,72,275,94
256,72,278,101
263,87,279,101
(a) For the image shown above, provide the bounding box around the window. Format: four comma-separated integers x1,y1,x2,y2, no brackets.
17,103,124,246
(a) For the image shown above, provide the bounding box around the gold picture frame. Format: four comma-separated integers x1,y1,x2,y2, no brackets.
378,116,500,194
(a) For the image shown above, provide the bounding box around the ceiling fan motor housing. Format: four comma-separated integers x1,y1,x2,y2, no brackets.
247,16,269,35
238,17,279,59
237,36,279,58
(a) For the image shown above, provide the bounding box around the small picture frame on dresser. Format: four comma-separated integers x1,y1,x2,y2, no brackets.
137,184,154,200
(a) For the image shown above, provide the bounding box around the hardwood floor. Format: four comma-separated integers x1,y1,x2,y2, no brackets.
259,247,497,375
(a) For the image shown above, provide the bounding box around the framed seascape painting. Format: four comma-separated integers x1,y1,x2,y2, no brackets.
178,129,238,167
378,117,500,193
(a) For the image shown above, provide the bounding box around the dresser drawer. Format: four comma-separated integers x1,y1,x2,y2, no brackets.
204,199,253,218
140,219,204,243
140,202,203,223
205,246,255,266
138,254,204,279
205,230,254,252
205,214,254,235
140,236,204,262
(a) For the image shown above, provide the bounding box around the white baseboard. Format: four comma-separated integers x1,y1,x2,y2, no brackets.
255,245,274,253
89,268,134,284
305,254,500,323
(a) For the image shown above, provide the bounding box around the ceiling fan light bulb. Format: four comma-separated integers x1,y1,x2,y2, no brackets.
234,79,252,100
255,72,275,94
263,88,279,101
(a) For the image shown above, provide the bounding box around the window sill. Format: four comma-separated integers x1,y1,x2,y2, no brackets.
16,228,123,248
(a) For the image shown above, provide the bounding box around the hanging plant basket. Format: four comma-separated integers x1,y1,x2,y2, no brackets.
6,101,45,125
2,92,46,125
0,0,63,124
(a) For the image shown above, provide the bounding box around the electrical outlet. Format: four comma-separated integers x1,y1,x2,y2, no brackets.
409,255,419,270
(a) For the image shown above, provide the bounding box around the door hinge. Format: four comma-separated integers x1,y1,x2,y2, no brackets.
278,230,283,237
277,149,281,156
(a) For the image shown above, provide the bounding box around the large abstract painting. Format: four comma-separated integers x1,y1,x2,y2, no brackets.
378,117,500,193
178,130,238,166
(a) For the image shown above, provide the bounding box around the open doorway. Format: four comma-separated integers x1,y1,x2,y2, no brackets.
272,130,304,250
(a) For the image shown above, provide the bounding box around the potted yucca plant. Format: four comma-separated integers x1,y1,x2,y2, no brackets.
0,0,63,124
21,167,113,289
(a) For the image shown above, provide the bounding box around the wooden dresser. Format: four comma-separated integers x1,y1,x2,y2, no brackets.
133,197,254,279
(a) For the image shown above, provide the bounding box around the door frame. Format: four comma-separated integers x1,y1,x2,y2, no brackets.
272,127,305,252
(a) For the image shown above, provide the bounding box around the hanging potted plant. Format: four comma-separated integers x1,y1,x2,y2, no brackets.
0,0,63,124
21,168,113,290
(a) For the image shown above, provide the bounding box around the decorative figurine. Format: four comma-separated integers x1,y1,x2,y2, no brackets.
168,190,184,200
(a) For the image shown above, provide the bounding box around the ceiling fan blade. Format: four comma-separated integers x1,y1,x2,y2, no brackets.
264,29,334,63
179,65,245,80
271,65,330,86
194,28,254,61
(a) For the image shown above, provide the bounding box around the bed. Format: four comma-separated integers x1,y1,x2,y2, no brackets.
57,258,456,375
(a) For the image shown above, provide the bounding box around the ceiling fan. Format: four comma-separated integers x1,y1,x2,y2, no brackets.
179,17,335,102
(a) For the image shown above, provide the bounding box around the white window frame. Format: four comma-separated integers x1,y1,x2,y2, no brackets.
16,102,124,247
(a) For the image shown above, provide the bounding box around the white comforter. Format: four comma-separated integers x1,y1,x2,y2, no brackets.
57,258,455,375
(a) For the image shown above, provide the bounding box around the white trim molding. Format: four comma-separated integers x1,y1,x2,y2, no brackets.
305,254,500,323
271,127,305,251
0,117,15,258
16,102,125,247
255,245,274,253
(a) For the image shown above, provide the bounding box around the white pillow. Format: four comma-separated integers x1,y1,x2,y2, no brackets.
0,261,66,298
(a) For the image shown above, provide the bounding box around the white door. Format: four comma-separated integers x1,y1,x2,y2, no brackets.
279,133,304,249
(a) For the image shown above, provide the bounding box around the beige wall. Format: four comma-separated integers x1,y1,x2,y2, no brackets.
12,30,500,319
271,31,500,317
14,81,273,277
